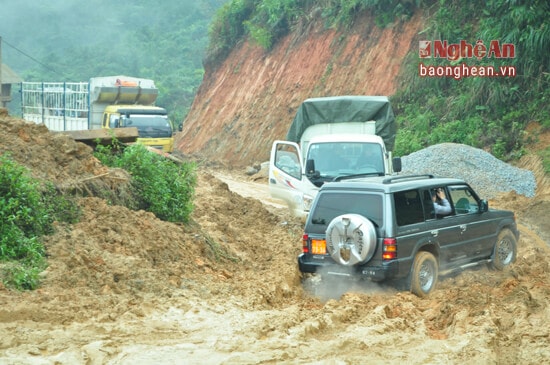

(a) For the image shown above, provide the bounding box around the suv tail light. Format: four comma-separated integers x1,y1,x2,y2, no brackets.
382,238,397,260
302,234,309,253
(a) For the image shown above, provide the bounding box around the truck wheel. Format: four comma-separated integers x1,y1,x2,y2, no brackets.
491,229,517,270
410,251,438,297
326,214,376,266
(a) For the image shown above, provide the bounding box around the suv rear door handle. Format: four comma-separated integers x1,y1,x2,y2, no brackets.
431,230,438,237
459,224,467,234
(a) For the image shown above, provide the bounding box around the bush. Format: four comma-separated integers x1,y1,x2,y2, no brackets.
394,129,424,157
0,154,80,290
0,157,51,241
206,0,256,64
95,144,197,223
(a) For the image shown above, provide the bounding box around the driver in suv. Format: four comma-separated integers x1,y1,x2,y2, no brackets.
432,187,452,215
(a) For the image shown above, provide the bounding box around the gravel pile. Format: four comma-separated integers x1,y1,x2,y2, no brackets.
400,143,536,198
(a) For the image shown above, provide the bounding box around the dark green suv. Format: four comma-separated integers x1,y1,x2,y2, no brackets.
298,174,519,297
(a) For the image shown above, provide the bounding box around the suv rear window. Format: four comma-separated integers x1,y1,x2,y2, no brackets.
308,192,383,232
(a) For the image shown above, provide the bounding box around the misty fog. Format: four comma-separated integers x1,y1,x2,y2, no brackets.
0,0,226,118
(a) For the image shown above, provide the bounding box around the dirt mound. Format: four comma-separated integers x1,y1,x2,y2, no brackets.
0,111,102,182
0,111,135,205
0,111,305,303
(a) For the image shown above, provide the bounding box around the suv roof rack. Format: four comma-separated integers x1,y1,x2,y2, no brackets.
382,174,435,184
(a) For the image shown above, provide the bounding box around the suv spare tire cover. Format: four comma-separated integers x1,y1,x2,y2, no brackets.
326,214,377,266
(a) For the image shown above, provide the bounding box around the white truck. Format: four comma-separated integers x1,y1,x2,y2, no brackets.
269,95,401,218
21,76,175,152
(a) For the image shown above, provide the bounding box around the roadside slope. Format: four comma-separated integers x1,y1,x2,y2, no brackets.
176,14,422,166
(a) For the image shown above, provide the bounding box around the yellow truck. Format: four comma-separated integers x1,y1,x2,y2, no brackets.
21,76,175,152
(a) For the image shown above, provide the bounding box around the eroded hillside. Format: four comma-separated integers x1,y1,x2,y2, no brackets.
176,14,422,166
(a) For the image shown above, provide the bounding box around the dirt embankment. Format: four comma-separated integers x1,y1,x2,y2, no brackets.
0,113,549,364
176,13,422,166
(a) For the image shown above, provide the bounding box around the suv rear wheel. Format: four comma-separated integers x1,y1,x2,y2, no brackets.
410,251,438,297
492,228,517,270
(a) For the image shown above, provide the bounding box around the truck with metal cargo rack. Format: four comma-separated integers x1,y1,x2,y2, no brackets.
21,76,175,152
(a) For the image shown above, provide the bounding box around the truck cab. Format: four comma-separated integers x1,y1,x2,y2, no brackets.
268,96,400,219
102,105,174,152
270,132,398,218
92,77,175,153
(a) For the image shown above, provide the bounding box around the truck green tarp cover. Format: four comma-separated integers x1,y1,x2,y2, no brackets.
285,95,397,151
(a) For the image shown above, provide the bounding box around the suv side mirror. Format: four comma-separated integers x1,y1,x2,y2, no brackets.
479,199,489,213
392,157,402,173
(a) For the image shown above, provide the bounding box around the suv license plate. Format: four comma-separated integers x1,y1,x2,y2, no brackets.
311,239,326,255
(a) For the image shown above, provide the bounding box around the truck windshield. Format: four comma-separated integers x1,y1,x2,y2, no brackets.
307,142,384,177
122,115,172,138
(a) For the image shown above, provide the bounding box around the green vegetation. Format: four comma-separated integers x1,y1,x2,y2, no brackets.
206,0,418,63
94,143,197,223
392,0,550,161
0,154,80,290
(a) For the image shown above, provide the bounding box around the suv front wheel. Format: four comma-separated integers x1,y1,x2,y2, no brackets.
410,251,438,297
